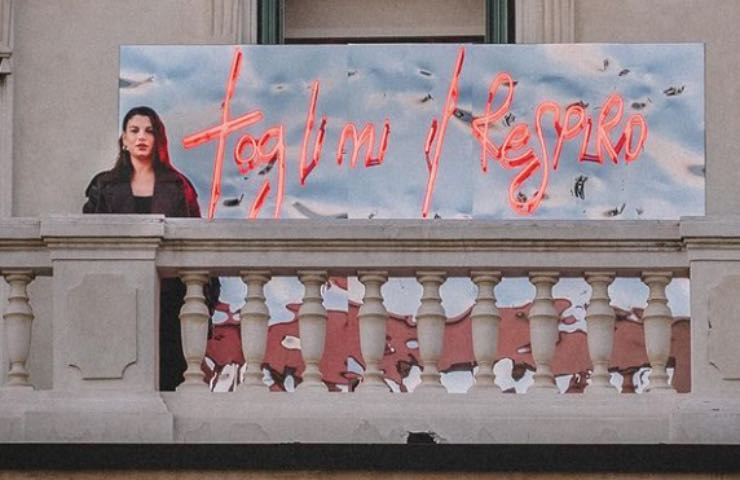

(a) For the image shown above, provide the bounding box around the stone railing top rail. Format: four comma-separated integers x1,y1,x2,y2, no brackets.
2,215,738,276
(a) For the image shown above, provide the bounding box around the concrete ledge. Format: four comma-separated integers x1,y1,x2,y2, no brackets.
0,390,173,443
681,216,740,239
157,219,688,277
5,391,734,444
40,214,165,239
0,218,49,271
163,392,680,444
1,391,739,445
0,217,41,239
165,218,682,242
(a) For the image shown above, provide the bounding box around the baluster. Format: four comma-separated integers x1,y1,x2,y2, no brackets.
641,271,675,393
470,271,502,391
297,270,328,391
2,270,35,389
528,272,560,392
415,271,447,392
357,271,389,392
584,272,617,394
239,270,271,391
177,271,210,391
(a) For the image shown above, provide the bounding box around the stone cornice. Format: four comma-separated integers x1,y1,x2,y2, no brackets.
39,214,165,239
163,218,681,241
157,218,688,277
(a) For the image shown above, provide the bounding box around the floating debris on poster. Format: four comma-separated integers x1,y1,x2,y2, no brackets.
119,75,154,89
635,207,644,216
418,69,432,77
664,85,685,96
293,201,348,219
452,107,474,125
618,68,630,77
419,93,433,103
348,70,357,77
567,100,589,110
572,175,588,200
600,58,610,71
604,203,626,217
222,194,244,207
688,165,705,177
503,112,516,127
258,156,277,175
631,101,647,110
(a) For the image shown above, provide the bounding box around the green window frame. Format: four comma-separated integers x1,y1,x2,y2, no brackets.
258,0,283,45
486,0,515,44
258,0,514,45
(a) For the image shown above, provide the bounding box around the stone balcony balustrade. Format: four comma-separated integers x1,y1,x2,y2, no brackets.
1,214,740,443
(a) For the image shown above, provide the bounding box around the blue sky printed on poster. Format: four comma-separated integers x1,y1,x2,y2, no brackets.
120,44,704,221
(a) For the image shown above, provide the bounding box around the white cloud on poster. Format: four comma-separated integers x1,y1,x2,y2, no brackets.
644,132,704,189
540,44,613,79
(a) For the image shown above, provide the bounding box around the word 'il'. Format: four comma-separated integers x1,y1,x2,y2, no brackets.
183,47,648,219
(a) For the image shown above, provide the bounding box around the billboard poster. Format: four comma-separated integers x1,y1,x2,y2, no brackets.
119,44,702,392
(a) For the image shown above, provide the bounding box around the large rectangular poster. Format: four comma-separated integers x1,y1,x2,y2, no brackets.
120,44,704,221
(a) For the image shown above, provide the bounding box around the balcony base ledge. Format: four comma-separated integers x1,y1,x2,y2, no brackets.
2,391,739,444
0,389,173,442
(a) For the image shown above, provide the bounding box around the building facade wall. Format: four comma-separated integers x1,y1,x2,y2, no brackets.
1,0,737,393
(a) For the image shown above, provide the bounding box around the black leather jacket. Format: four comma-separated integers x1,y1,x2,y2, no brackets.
83,168,201,217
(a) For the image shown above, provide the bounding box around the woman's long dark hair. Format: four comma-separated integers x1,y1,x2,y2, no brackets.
111,106,175,181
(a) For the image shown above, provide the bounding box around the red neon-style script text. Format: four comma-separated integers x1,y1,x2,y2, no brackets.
421,46,465,219
471,71,648,214
184,48,392,219
183,46,648,219
182,48,264,219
